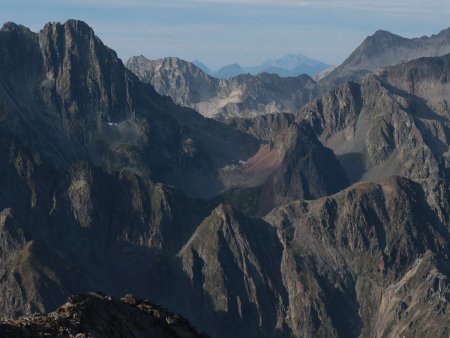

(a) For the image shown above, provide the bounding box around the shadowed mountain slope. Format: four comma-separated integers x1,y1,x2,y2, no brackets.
0,20,261,199
299,69,450,184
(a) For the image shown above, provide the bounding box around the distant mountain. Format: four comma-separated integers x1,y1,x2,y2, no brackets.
195,53,331,79
256,53,331,76
213,63,244,79
127,55,317,120
131,26,450,122
128,28,450,121
320,27,450,90
192,59,211,73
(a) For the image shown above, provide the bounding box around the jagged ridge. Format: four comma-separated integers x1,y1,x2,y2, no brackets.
0,292,209,337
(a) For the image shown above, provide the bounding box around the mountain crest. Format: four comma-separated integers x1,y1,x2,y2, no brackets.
43,19,95,35
370,29,402,39
39,19,131,125
320,27,450,89
1,22,34,34
0,292,208,337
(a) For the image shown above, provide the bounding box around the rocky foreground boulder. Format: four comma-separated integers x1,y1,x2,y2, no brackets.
0,292,208,338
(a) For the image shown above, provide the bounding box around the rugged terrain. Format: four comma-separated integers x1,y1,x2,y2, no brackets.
127,28,450,121
297,53,450,184
0,19,347,336
126,55,317,120
320,27,450,90
0,292,208,337
1,19,450,338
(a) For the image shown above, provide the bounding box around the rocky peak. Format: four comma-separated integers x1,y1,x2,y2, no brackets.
41,19,95,40
127,55,210,77
320,27,450,91
126,55,219,108
38,19,131,125
369,29,404,41
354,30,406,61
1,22,34,34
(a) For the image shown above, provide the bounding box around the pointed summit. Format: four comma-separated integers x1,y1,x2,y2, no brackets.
370,29,403,39
320,27,450,89
38,19,130,125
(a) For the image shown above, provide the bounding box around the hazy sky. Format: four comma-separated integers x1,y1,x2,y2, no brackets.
2,0,450,69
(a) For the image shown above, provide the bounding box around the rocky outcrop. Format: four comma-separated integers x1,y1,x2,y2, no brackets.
126,55,317,120
375,251,450,338
0,292,208,338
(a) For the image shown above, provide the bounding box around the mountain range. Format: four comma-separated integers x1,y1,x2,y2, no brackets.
1,19,450,338
126,55,317,120
321,28,450,90
192,54,331,79
127,28,450,121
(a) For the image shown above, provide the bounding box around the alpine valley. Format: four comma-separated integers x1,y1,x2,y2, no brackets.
1,19,450,338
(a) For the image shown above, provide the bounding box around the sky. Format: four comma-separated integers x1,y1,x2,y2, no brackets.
1,0,450,69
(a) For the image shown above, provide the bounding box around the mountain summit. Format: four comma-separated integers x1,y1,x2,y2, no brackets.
194,53,331,79
320,27,450,89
